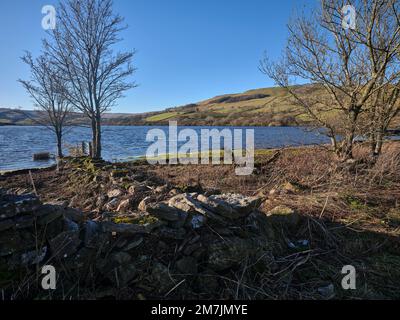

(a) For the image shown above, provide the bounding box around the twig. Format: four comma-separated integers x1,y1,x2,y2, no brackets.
29,170,38,196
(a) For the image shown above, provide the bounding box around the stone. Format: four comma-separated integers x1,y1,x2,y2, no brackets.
0,193,40,219
207,237,256,271
71,247,96,270
147,202,185,222
157,227,186,240
46,200,69,208
176,257,198,275
116,199,131,212
98,252,138,287
123,237,144,251
110,169,130,178
101,221,157,235
128,184,149,194
245,211,276,240
107,188,124,199
168,193,222,223
105,198,119,211
267,205,300,227
36,207,64,225
190,214,206,229
49,229,81,259
62,207,85,223
138,196,153,212
199,194,261,219
96,195,107,209
196,194,233,217
150,262,176,293
154,185,168,194
111,263,137,287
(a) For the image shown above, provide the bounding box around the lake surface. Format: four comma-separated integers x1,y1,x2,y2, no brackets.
0,125,330,171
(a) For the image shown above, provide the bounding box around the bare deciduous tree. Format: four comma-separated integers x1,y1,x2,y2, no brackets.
44,0,136,159
19,52,73,158
365,82,400,157
261,0,400,161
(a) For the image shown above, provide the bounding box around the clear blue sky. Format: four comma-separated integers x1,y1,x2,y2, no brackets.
0,0,313,113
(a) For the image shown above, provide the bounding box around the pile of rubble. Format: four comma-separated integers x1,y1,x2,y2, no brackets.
0,185,298,299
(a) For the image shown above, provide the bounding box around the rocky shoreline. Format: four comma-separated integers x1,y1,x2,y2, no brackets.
1,151,400,300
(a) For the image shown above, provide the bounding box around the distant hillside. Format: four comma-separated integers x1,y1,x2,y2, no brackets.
108,86,316,126
0,108,137,126
0,85,326,127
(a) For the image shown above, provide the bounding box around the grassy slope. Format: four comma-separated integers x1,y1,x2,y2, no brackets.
3,84,399,127
0,86,311,127
141,86,307,126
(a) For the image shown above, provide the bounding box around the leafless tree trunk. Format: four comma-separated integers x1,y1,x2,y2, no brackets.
19,52,73,158
44,0,136,159
261,0,400,161
363,70,400,158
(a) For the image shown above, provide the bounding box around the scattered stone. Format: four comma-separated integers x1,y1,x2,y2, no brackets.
150,262,176,293
154,185,168,194
190,214,206,229
123,237,144,251
0,193,40,219
168,193,222,222
116,199,131,212
107,188,124,199
138,196,153,212
267,205,300,227
147,202,186,222
128,184,149,194
105,198,119,211
157,227,186,240
101,222,151,235
197,193,261,219
208,237,256,271
36,207,64,225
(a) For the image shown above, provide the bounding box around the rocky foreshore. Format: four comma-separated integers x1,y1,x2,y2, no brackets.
0,180,296,299
1,153,400,300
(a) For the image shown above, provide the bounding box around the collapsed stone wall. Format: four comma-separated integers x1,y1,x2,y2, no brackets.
0,187,296,299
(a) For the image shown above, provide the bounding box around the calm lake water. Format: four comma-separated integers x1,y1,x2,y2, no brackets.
0,125,330,171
